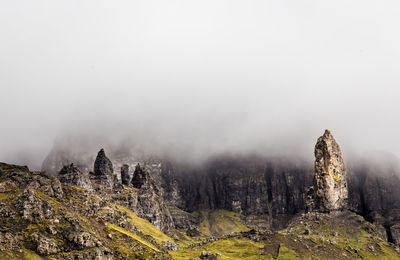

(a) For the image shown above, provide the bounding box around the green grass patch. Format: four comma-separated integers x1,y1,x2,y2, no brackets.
277,244,300,260
0,192,13,200
114,204,172,242
199,210,250,236
203,237,265,260
105,222,160,252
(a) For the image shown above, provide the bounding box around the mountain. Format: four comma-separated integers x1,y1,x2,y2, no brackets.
0,130,399,259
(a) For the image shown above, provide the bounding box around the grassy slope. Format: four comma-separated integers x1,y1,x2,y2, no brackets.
114,204,173,242
1,163,400,260
198,210,250,236
105,222,160,252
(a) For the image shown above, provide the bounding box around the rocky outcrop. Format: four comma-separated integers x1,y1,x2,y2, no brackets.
58,163,93,191
0,162,170,259
199,250,220,259
15,188,56,221
128,164,174,232
92,149,115,188
310,130,348,212
131,163,149,189
121,164,130,186
94,149,114,176
30,232,60,255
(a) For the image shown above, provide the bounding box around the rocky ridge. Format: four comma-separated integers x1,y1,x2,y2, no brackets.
0,130,399,258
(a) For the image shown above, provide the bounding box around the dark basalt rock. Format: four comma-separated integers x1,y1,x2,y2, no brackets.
92,149,114,188
58,163,93,191
94,149,113,177
121,164,130,186
131,164,148,189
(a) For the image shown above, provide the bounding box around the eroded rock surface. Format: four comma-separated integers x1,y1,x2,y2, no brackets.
92,149,115,188
129,164,174,232
311,130,348,212
120,164,130,186
58,163,93,191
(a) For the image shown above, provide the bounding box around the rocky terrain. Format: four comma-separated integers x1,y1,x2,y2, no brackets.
0,130,400,259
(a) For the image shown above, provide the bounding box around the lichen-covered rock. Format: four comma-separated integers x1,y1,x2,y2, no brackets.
65,229,101,249
31,232,60,255
311,130,348,212
199,250,220,259
58,163,93,191
15,188,56,220
0,232,19,251
121,164,130,186
162,241,178,251
390,224,400,245
51,177,64,200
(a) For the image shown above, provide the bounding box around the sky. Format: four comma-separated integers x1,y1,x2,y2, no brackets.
1,1,400,169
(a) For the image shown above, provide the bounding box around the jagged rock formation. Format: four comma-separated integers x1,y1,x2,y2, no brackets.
3,126,400,259
131,163,149,189
58,163,93,191
128,164,174,232
94,149,114,176
121,164,130,186
92,149,115,188
39,133,400,246
310,130,348,212
0,162,169,259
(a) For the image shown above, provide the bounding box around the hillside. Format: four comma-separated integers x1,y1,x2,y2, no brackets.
1,130,400,259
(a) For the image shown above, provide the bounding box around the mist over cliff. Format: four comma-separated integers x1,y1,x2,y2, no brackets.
2,1,400,169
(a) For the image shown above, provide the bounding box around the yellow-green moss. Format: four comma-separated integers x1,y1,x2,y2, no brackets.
114,204,172,242
198,210,250,236
105,222,160,252
0,192,12,200
332,172,341,184
22,249,43,260
277,244,300,260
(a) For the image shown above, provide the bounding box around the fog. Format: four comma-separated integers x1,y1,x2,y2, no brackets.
1,1,400,169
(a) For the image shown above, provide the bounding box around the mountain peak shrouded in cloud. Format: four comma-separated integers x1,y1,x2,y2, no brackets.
1,1,400,169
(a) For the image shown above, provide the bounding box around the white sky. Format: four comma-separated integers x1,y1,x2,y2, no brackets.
1,1,400,168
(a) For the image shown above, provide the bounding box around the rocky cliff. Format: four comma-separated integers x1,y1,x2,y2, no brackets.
36,130,400,257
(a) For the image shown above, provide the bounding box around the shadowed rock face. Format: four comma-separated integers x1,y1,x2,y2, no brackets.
312,130,348,212
92,149,115,188
131,164,148,189
121,164,130,186
93,149,113,176
58,163,92,191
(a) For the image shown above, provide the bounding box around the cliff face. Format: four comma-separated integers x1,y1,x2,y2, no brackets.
160,156,312,221
40,137,400,241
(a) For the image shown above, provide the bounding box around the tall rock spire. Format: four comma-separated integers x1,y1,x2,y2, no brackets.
94,148,113,176
311,129,348,212
93,148,115,188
